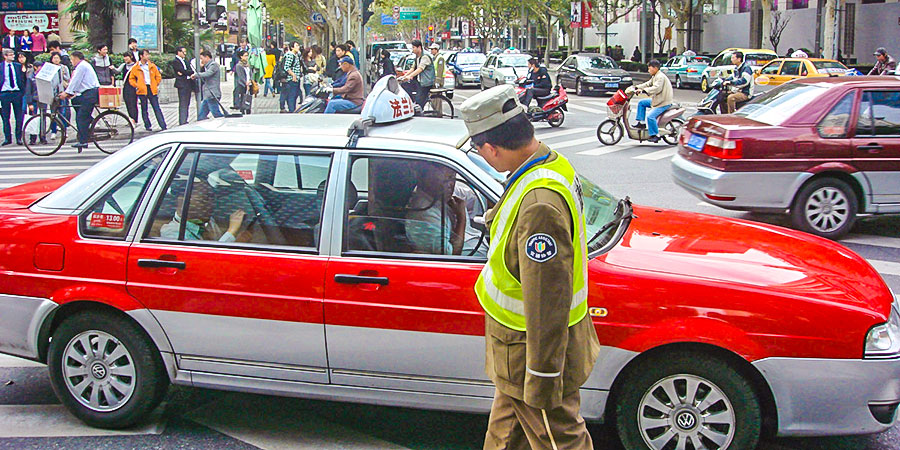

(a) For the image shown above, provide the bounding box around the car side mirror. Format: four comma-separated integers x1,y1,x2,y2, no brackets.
754,69,761,76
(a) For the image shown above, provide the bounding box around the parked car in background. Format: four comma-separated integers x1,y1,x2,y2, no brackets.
753,57,852,94
394,53,454,99
700,48,778,92
446,50,486,88
557,53,633,96
661,54,711,89
479,53,530,89
367,41,408,58
673,76,900,239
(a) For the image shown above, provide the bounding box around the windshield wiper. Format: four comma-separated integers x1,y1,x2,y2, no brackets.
587,197,633,245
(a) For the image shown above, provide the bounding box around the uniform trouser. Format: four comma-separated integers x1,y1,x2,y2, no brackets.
727,92,750,114
176,87,192,125
484,389,593,450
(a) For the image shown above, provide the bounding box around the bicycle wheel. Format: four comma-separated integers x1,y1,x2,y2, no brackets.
23,113,65,156
423,96,455,119
90,109,134,154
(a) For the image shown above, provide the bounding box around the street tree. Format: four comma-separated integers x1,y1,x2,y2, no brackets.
590,0,641,55
656,0,715,54
768,10,791,53
64,0,126,49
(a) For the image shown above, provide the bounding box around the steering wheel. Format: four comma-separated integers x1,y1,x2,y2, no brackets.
466,225,488,257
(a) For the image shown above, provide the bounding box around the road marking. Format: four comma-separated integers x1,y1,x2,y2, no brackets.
0,354,44,367
842,234,900,249
870,259,900,277
453,92,471,99
589,101,610,108
535,127,593,141
552,136,599,150
633,147,677,160
0,165,94,172
0,405,165,437
576,145,631,156
567,103,605,114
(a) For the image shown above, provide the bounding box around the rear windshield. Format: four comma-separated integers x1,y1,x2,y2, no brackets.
745,53,776,66
734,83,829,125
813,60,849,73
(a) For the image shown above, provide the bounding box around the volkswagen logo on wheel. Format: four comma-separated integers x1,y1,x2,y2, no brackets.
675,411,697,430
91,362,107,380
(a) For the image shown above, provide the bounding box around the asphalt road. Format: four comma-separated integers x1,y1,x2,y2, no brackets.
0,85,898,449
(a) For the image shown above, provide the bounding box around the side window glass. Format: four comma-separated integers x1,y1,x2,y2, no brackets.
343,156,490,259
80,152,166,239
780,61,801,76
761,62,780,75
146,150,332,250
857,92,874,136
817,92,855,138
867,91,900,136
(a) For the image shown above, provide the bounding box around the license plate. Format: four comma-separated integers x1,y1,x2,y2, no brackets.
687,133,707,151
604,82,618,88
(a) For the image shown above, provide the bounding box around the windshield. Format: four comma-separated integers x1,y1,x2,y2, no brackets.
813,60,848,71
580,176,621,252
458,53,486,65
579,57,617,70
498,55,530,68
745,53,776,66
734,83,829,125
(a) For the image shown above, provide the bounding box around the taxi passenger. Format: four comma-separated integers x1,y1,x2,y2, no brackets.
160,181,246,242
461,85,600,450
405,161,468,255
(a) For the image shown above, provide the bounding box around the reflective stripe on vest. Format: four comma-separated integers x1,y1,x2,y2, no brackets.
474,152,588,332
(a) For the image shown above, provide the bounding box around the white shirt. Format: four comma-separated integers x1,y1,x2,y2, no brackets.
1,61,17,92
65,60,100,95
140,62,151,85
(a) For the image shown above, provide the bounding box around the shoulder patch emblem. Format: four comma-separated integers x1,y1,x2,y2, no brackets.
525,233,557,263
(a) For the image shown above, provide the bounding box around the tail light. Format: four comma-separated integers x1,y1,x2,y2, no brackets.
703,136,743,159
687,68,698,73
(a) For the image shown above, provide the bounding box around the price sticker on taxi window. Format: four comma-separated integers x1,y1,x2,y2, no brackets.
237,170,254,181
89,212,125,229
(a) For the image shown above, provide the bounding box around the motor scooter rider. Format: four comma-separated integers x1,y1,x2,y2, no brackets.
627,59,673,143
868,47,897,75
716,51,753,114
519,57,552,107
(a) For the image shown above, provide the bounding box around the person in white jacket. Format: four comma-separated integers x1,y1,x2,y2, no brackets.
627,59,674,143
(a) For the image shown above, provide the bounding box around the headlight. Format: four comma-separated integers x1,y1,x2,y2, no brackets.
583,76,601,83
622,76,633,82
865,297,900,358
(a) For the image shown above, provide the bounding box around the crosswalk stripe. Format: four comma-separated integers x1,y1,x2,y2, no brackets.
551,136,599,150
842,234,900,249
588,101,610,108
633,147,677,160
576,145,632,156
0,405,165,437
869,259,900,277
0,353,44,368
0,165,95,172
535,127,593,141
567,103,605,114
0,173,82,181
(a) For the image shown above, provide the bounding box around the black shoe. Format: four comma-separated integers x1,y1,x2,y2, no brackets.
71,143,88,149
39,138,48,144
634,123,646,129
1,140,11,146
29,137,36,145
16,140,22,146
145,127,152,132
647,135,660,143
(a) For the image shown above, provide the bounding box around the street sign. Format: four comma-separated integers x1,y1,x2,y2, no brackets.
310,12,325,24
381,13,397,26
392,12,400,20
399,6,420,20
393,5,400,13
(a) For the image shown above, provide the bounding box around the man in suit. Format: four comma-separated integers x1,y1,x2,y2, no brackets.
2,32,18,52
0,48,26,145
191,50,223,120
171,46,195,125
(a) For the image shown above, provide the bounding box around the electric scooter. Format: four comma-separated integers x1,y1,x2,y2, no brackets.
695,78,753,116
514,81,568,127
596,89,686,145
295,74,364,115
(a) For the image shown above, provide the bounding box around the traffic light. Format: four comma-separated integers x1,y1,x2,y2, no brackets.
362,0,374,25
205,0,218,23
428,25,433,32
306,25,312,37
175,0,192,20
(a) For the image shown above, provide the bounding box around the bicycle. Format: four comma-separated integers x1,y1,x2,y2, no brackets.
421,88,455,119
23,97,134,156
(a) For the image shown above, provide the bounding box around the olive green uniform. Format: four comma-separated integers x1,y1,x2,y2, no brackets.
482,144,601,450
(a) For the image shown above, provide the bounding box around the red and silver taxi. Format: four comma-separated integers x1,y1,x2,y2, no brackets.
673,76,900,239
1,79,898,450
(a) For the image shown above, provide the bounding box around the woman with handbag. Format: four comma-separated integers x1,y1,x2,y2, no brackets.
233,50,253,115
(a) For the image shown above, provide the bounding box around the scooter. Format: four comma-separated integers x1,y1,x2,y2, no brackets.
694,78,752,116
514,82,568,128
296,74,364,115
597,89,686,145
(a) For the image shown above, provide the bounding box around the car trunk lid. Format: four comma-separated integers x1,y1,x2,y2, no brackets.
0,175,76,210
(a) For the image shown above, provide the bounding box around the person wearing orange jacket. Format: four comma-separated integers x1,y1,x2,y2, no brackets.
128,49,166,131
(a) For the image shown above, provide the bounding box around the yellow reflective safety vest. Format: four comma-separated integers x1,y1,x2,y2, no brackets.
475,152,588,332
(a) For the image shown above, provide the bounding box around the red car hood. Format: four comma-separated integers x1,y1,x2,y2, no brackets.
0,175,76,210
599,206,891,316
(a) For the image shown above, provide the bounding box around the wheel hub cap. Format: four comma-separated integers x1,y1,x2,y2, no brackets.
61,330,137,412
674,409,698,431
638,374,736,450
805,187,848,233
90,362,108,380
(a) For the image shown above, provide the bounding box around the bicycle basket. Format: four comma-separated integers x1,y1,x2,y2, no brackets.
607,103,625,118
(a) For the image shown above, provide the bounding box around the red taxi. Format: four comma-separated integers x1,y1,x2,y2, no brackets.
0,81,898,450
673,76,900,239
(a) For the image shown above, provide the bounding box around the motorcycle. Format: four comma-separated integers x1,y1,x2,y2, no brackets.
295,74,364,115
695,78,752,116
514,81,568,128
596,89,686,145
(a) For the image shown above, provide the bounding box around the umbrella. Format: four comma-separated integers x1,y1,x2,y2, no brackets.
245,0,266,81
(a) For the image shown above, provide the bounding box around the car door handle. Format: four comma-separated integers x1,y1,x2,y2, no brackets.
858,143,883,153
137,259,186,270
334,274,389,286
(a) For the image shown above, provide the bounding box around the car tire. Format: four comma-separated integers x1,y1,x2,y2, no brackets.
675,75,683,90
790,177,858,240
700,77,710,93
47,310,169,429
614,352,761,450
576,79,585,96
480,79,486,91
455,75,461,89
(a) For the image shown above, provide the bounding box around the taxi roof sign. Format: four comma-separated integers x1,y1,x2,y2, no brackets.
360,75,416,124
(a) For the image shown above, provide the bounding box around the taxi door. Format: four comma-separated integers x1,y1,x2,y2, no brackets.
776,60,803,85
321,150,493,397
126,147,333,384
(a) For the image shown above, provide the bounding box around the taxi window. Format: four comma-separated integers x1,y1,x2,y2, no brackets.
817,92,855,138
760,61,781,75
144,150,332,250
80,153,166,240
780,61,802,76
343,155,490,260
857,91,900,137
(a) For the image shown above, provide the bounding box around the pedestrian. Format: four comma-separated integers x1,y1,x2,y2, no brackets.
785,48,794,58
324,56,363,114
58,51,100,149
91,44,118,86
263,46,276,97
16,52,29,112
632,45,642,62
232,38,248,73
128,49,166,131
346,40,360,69
868,47,897,75
397,40,434,110
192,49,224,120
459,85,600,450
218,42,227,66
19,29,32,63
325,42,338,79
120,52,139,125
313,45,326,76
380,49,395,80
30,27,46,54
302,47,317,95
47,42,70,69
0,48,25,146
171,46,195,125
281,41,302,113
429,43,445,88
233,49,253,115
24,60,47,145
49,52,71,129
2,32,17,52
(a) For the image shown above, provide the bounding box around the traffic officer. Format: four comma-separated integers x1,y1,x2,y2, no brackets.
460,85,601,450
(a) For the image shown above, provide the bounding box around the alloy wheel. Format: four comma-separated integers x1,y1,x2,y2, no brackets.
638,374,736,450
62,330,137,412
804,186,850,233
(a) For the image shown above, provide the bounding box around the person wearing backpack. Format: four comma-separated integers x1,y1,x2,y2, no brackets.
275,50,289,112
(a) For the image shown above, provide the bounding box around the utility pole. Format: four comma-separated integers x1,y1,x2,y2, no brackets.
193,0,202,120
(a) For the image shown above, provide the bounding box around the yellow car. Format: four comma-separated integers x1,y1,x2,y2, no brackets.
699,48,778,92
754,58,851,90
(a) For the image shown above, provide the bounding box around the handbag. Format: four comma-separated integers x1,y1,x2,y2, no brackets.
250,79,259,96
